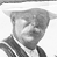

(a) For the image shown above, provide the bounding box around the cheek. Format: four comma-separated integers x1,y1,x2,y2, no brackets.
15,20,25,37
35,29,45,39
40,29,45,38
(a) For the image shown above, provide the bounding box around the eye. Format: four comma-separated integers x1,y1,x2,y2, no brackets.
23,16,30,21
38,23,46,29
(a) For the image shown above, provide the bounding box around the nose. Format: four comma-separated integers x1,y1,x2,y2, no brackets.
30,21,38,28
31,22,35,27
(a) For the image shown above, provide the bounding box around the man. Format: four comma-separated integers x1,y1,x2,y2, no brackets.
0,2,57,57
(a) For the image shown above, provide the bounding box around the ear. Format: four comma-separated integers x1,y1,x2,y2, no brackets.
49,12,57,20
10,12,16,23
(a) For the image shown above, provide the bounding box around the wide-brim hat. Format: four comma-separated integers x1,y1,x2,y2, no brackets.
1,1,57,20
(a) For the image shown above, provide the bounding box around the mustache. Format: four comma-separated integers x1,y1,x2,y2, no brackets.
21,26,41,35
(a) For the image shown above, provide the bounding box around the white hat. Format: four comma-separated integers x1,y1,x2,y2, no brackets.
1,1,57,20
1,1,49,15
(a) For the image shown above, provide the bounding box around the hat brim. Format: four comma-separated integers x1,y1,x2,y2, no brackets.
1,2,57,20
2,9,57,20
1,1,49,16
2,9,25,16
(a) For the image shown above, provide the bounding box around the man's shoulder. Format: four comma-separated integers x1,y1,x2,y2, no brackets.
0,34,14,43
0,35,17,57
36,45,46,57
3,34,14,42
37,45,45,52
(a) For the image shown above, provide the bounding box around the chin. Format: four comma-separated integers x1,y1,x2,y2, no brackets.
22,33,43,43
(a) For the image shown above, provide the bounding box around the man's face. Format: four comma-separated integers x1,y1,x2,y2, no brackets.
13,9,47,44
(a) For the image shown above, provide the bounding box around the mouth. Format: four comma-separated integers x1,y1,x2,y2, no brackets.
21,28,42,42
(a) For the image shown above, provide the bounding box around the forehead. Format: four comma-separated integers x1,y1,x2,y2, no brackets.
12,8,49,23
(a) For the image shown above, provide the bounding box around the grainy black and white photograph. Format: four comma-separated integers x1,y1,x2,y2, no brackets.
0,0,57,5
0,1,57,57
